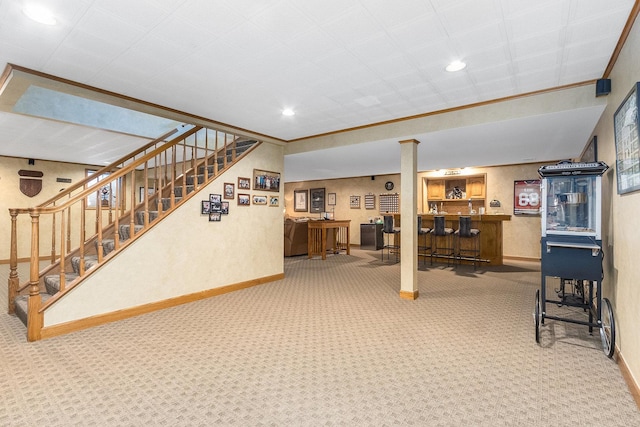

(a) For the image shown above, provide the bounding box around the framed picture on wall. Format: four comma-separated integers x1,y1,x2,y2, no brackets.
614,82,640,195
310,188,325,213
513,180,541,215
327,192,336,205
350,195,361,209
294,189,308,212
253,169,281,192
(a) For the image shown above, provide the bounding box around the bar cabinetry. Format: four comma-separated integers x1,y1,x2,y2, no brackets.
360,223,383,250
423,174,486,213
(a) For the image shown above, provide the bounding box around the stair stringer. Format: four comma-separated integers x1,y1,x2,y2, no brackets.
40,142,285,333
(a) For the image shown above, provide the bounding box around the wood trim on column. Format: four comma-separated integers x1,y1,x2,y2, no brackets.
399,290,419,300
398,138,420,145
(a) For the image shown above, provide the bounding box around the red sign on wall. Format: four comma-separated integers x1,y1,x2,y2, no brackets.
514,180,541,215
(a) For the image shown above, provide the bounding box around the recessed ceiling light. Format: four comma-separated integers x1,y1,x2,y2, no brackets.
446,60,466,72
23,4,57,25
282,108,295,116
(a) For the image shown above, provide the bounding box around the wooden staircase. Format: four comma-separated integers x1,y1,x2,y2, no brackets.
7,126,259,340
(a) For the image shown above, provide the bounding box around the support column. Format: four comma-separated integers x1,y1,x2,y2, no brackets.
399,139,419,300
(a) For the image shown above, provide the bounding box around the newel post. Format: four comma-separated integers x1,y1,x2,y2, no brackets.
27,211,43,342
8,209,19,314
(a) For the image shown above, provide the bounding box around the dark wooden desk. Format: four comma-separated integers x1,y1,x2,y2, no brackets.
308,220,351,260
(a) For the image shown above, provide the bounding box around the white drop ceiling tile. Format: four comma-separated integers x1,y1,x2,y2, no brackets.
348,34,401,64
451,23,507,55
76,8,147,47
571,0,634,21
93,0,169,30
152,15,216,51
506,2,568,41
468,63,513,85
383,72,428,90
464,45,511,71
563,38,619,66
172,0,245,36
368,55,418,79
513,51,563,75
438,0,502,35
560,57,608,81
509,30,563,60
283,27,341,63
249,1,317,43
321,4,386,46
219,21,280,54
566,15,627,47
361,0,434,29
292,0,358,25
516,69,560,92
386,14,449,52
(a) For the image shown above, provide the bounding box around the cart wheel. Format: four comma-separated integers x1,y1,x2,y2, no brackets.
534,289,541,343
600,298,615,358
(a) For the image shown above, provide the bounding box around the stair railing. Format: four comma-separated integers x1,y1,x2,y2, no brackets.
7,125,260,340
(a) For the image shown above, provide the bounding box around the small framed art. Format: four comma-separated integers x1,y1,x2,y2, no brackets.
350,195,361,209
294,189,308,212
238,193,250,205
310,187,325,213
201,200,211,214
221,201,229,214
224,182,235,199
209,212,221,222
252,195,268,205
269,195,279,207
209,194,222,212
327,192,336,206
238,177,251,190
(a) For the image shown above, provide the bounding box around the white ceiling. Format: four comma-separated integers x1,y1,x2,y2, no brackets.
0,0,636,180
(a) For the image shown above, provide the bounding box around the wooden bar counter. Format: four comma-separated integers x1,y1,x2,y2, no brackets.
394,214,511,266
308,220,351,260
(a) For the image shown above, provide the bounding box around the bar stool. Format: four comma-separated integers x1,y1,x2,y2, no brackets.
430,216,454,265
454,216,481,269
417,216,431,265
381,215,400,263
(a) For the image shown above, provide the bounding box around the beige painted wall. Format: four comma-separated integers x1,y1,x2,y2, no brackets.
590,16,640,391
0,156,103,261
285,161,549,260
45,142,284,326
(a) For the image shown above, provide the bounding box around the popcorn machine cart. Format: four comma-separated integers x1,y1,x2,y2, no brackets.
535,161,615,358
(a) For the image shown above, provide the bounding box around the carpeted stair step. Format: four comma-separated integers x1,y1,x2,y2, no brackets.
173,185,194,198
118,224,144,239
95,238,116,256
160,197,181,211
186,174,205,186
135,211,158,225
71,255,99,274
14,293,52,326
44,273,79,294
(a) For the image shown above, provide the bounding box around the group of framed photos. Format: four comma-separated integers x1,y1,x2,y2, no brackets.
294,187,335,213
201,193,229,221
202,169,282,221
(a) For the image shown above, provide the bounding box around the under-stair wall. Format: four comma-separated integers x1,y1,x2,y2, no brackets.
39,142,284,333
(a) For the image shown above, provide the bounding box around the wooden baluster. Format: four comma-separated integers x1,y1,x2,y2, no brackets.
154,154,161,216
27,211,42,342
51,209,56,264
8,209,19,314
182,140,187,197
144,162,149,226
214,132,219,175
59,209,66,292
66,205,71,255
231,137,237,162
114,179,120,252
171,145,176,207
130,168,136,239
108,181,113,224
79,195,86,275
97,198,103,262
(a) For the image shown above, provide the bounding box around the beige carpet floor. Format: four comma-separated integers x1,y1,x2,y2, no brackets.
1,249,638,426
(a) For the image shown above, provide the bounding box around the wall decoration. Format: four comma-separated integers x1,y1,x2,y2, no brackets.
379,193,399,214
327,192,336,205
614,82,640,194
310,187,325,213
18,169,43,197
209,212,221,222
350,195,361,209
220,201,229,214
209,194,222,211
253,195,268,205
364,193,375,210
238,193,250,206
513,180,541,215
238,177,251,190
294,189,308,212
224,182,235,199
253,169,281,192
201,200,211,214
269,196,279,207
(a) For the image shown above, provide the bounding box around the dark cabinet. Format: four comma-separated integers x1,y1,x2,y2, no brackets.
360,223,383,250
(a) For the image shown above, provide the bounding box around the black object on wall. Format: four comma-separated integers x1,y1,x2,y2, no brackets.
596,78,611,97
